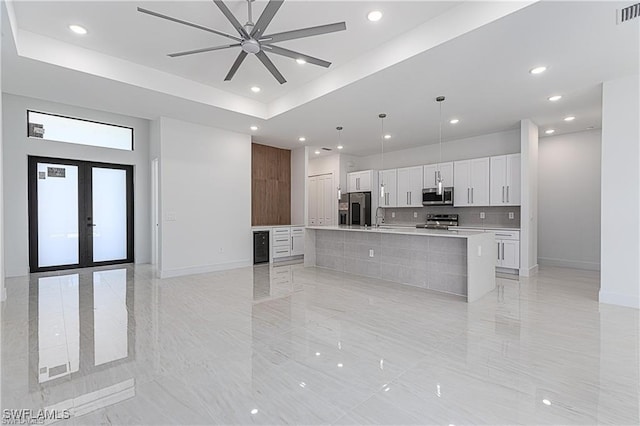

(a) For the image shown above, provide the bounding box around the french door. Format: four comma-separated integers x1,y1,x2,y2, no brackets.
28,156,134,272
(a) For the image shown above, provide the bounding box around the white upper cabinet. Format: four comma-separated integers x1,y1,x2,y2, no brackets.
378,169,398,207
347,170,373,192
454,158,490,206
490,154,521,206
397,166,423,207
423,162,454,189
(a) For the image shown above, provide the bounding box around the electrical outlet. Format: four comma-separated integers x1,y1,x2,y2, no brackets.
369,249,374,258
391,212,395,218
413,212,418,218
480,212,485,219
509,212,514,219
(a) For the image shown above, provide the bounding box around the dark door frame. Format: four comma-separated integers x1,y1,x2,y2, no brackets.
28,156,134,273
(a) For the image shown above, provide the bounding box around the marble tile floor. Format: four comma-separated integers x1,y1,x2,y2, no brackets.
1,263,638,425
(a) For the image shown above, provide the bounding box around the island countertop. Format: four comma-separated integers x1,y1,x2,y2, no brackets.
305,225,489,239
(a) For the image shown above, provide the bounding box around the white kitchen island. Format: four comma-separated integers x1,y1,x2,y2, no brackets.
305,225,496,302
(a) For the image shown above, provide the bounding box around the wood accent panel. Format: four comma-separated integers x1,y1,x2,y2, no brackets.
252,143,291,226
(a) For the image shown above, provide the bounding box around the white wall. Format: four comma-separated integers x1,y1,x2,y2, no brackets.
308,153,340,177
539,130,601,270
290,146,307,225
355,129,520,170
600,75,640,309
520,119,539,276
2,94,151,277
158,117,251,278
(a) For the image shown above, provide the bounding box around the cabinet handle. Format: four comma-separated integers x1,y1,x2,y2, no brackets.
497,243,500,260
502,242,505,260
502,186,505,203
409,192,412,205
506,186,509,203
467,188,470,203
434,171,437,186
471,187,474,204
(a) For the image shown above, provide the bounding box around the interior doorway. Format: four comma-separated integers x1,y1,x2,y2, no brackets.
28,156,134,272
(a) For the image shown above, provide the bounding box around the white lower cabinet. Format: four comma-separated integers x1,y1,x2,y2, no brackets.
491,230,520,269
272,228,291,259
291,227,305,256
455,227,520,270
271,226,304,260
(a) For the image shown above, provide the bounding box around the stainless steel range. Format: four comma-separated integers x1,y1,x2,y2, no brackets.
415,213,459,229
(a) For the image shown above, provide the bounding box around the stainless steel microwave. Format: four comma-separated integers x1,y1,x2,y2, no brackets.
422,187,454,205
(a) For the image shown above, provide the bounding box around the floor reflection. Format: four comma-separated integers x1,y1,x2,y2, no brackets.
2,264,638,424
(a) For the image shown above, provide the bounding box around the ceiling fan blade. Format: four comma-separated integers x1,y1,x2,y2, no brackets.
137,7,241,42
256,51,286,84
168,43,241,58
263,45,331,68
251,0,284,39
212,0,250,39
225,51,248,81
260,22,346,44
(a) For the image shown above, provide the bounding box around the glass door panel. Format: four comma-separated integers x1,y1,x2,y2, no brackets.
36,162,79,268
92,168,128,262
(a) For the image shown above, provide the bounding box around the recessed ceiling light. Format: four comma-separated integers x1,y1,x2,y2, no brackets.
250,409,258,415
296,58,306,65
384,134,391,140
251,86,261,93
548,95,562,102
367,10,383,22
69,24,87,35
299,137,306,142
337,145,344,150
314,150,320,155
449,119,460,124
545,129,555,135
542,399,551,406
529,66,547,75
250,125,258,131
337,363,343,368
564,116,576,121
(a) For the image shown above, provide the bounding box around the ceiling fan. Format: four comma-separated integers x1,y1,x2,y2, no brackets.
137,0,347,84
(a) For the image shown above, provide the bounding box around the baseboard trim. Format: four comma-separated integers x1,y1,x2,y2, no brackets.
519,264,539,277
599,290,640,309
539,257,601,271
159,259,252,279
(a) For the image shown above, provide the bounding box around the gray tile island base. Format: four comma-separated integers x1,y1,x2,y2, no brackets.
305,226,496,302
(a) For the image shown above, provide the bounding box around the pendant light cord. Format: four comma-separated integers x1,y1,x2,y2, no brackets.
439,99,442,164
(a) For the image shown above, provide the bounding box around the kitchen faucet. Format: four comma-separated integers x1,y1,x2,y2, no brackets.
374,207,385,227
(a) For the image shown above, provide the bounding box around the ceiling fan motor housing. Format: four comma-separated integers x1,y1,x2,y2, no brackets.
242,39,261,54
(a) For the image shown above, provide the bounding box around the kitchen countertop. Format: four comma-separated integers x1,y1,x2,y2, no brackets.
252,225,304,230
306,225,488,239
449,225,521,231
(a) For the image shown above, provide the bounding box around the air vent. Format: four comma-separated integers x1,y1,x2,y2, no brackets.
618,3,640,24
321,147,332,151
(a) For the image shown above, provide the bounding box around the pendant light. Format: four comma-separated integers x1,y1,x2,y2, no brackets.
336,126,343,200
379,113,387,198
436,96,445,195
